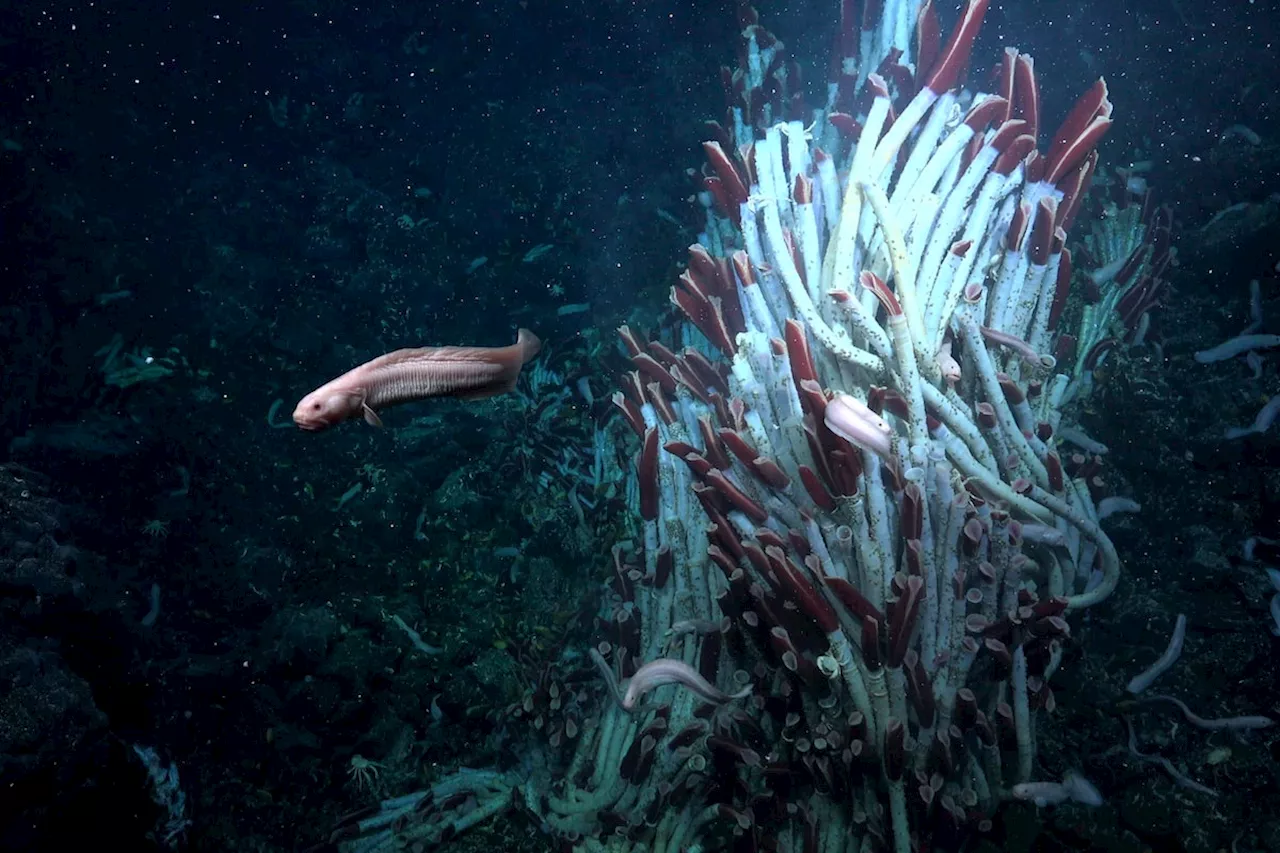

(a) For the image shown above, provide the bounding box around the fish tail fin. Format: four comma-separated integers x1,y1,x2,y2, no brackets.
516,328,542,363
455,328,542,400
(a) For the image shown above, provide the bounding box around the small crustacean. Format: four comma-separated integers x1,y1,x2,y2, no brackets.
347,755,384,791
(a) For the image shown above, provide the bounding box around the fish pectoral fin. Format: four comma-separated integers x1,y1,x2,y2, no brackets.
362,403,384,427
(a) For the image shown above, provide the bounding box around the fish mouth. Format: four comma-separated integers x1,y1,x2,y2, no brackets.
292,417,325,431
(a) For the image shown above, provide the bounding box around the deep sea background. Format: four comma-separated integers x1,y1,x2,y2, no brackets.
1,0,1278,850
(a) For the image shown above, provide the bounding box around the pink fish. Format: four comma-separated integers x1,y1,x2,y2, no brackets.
622,658,752,711
293,328,541,431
